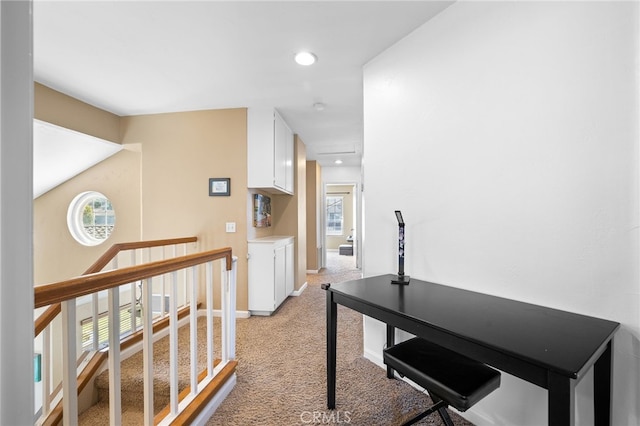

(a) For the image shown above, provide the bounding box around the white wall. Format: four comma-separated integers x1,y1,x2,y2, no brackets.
363,2,639,425
322,165,361,185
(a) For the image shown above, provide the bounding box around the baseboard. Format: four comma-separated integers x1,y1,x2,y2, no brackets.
306,269,320,274
458,410,492,426
291,282,307,296
248,310,272,316
190,372,237,426
363,347,385,369
209,309,251,319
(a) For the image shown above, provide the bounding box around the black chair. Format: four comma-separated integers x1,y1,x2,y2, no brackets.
383,337,501,426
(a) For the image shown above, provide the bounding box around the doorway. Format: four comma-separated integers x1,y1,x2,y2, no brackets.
323,183,359,272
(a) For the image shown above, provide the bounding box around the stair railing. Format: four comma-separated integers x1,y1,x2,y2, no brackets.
34,247,236,426
33,237,197,424
79,237,199,351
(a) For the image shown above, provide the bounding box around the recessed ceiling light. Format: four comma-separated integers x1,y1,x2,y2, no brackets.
335,159,343,165
294,51,317,66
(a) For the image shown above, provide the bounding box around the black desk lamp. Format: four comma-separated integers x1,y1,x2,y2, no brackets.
392,210,410,284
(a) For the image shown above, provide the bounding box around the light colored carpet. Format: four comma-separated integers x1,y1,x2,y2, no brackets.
80,313,215,425
81,252,474,425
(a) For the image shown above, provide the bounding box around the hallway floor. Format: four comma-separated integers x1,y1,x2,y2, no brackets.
306,250,361,286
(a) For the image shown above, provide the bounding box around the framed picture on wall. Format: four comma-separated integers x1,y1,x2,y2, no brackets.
253,194,271,227
209,178,230,196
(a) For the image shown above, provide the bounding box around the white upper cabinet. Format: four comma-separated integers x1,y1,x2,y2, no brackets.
247,107,294,195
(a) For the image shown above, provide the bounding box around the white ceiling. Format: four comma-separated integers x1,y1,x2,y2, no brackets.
33,1,453,168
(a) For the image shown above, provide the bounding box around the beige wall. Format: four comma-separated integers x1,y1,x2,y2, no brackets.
35,83,121,143
326,184,354,250
305,161,321,271
120,109,249,310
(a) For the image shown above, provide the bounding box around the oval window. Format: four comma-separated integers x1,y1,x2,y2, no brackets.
67,191,116,246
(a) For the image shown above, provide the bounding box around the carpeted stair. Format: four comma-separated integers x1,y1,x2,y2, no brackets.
79,316,217,425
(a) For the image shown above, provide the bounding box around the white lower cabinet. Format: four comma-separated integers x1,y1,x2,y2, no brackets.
248,236,295,316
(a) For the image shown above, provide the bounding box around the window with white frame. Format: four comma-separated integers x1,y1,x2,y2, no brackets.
326,196,343,235
80,303,138,350
67,191,116,246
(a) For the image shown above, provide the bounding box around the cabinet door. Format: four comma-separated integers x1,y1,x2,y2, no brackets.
274,245,286,307
273,112,287,190
247,107,276,190
285,242,294,296
248,243,276,312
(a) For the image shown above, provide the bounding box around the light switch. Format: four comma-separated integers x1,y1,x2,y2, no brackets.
225,222,236,233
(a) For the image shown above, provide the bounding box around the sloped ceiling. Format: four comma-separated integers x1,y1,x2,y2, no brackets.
33,120,123,199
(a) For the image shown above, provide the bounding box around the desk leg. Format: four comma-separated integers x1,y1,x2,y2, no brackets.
326,291,337,410
386,324,395,379
594,340,613,426
548,372,575,426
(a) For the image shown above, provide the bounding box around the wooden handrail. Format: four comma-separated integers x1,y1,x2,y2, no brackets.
35,247,232,309
34,236,198,337
84,237,198,274
34,303,62,337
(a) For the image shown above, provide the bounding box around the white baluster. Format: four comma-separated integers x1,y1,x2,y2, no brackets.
142,278,154,426
61,300,78,426
91,293,99,351
169,271,179,415
130,250,137,334
221,256,238,362
42,326,51,416
206,261,214,377
107,287,121,426
221,259,228,363
161,247,167,318
172,245,183,308
181,244,189,306
229,257,237,360
190,265,198,394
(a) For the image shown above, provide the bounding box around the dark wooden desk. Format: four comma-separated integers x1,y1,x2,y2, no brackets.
324,275,620,426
